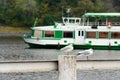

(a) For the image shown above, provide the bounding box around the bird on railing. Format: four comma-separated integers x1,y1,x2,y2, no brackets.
77,48,93,60
60,44,73,55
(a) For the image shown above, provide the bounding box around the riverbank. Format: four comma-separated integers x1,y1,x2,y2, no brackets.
0,26,30,37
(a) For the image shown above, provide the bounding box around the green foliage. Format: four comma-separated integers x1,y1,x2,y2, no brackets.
73,0,94,16
113,0,120,11
43,15,54,26
0,0,119,27
93,0,105,12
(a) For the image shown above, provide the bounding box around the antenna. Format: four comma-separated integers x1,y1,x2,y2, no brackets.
66,8,71,17
62,6,64,17
33,18,38,27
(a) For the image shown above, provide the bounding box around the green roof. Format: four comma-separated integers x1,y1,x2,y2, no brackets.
84,13,120,18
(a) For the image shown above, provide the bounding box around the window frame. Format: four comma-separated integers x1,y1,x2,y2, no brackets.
34,30,42,37
99,32,108,39
44,31,54,38
63,31,74,38
111,32,120,39
86,31,96,38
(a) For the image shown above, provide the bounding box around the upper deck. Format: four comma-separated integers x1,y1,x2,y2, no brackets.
33,13,120,31
83,13,120,27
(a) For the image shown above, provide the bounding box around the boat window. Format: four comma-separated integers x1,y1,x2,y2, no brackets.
64,18,68,22
78,31,80,36
63,31,73,38
99,32,108,38
45,31,54,37
79,31,84,36
72,20,75,23
34,30,42,37
111,32,120,39
76,19,79,23
69,19,72,23
82,31,84,36
86,32,96,38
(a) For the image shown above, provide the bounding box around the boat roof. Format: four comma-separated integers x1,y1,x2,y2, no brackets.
84,13,120,18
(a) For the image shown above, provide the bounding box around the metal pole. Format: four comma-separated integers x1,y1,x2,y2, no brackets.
62,6,64,18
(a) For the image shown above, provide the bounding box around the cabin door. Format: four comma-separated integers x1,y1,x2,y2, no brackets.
75,30,85,44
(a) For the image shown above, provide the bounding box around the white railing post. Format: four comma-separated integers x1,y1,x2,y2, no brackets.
58,55,77,80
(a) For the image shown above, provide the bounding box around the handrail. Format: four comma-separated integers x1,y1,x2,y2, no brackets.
0,55,120,80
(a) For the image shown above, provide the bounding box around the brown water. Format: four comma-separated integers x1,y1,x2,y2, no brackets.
0,36,120,80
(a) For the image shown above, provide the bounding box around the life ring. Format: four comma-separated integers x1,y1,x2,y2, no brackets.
107,22,112,28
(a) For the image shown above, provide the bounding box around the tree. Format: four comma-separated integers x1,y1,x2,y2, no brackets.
0,0,119,27
113,0,120,11
14,0,38,26
72,0,94,17
93,0,106,12
43,15,54,26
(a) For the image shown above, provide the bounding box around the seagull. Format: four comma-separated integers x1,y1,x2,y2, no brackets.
60,44,73,55
77,48,93,60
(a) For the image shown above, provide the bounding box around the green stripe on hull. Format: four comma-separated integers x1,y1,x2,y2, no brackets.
28,43,63,49
74,45,120,50
26,43,120,50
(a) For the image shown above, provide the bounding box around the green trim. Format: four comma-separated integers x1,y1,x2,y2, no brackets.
31,30,34,36
24,40,120,50
64,40,67,43
114,41,118,44
84,31,86,39
88,41,92,44
54,24,57,28
41,30,63,40
26,42,120,50
74,45,120,50
42,30,45,38
22,35,31,39
73,31,75,39
55,30,62,38
108,31,111,39
84,13,120,18
96,31,98,39
33,18,38,27
85,43,91,46
41,38,61,40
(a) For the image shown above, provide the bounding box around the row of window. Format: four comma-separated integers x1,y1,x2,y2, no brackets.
44,31,73,38
64,19,80,23
34,30,120,39
34,30,73,38
87,32,120,39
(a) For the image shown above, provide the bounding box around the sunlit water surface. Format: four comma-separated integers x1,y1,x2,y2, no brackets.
0,36,120,80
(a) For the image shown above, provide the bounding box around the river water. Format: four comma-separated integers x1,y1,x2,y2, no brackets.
0,36,120,80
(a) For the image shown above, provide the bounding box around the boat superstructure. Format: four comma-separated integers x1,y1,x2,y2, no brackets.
23,13,120,49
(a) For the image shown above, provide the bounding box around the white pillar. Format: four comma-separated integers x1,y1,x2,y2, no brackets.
58,55,77,80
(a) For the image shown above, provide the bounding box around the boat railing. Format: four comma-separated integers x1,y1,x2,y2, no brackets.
88,22,120,26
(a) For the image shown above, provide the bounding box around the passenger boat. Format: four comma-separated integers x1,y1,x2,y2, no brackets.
23,13,120,50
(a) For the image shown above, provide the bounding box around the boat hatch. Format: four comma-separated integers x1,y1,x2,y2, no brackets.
75,30,85,44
